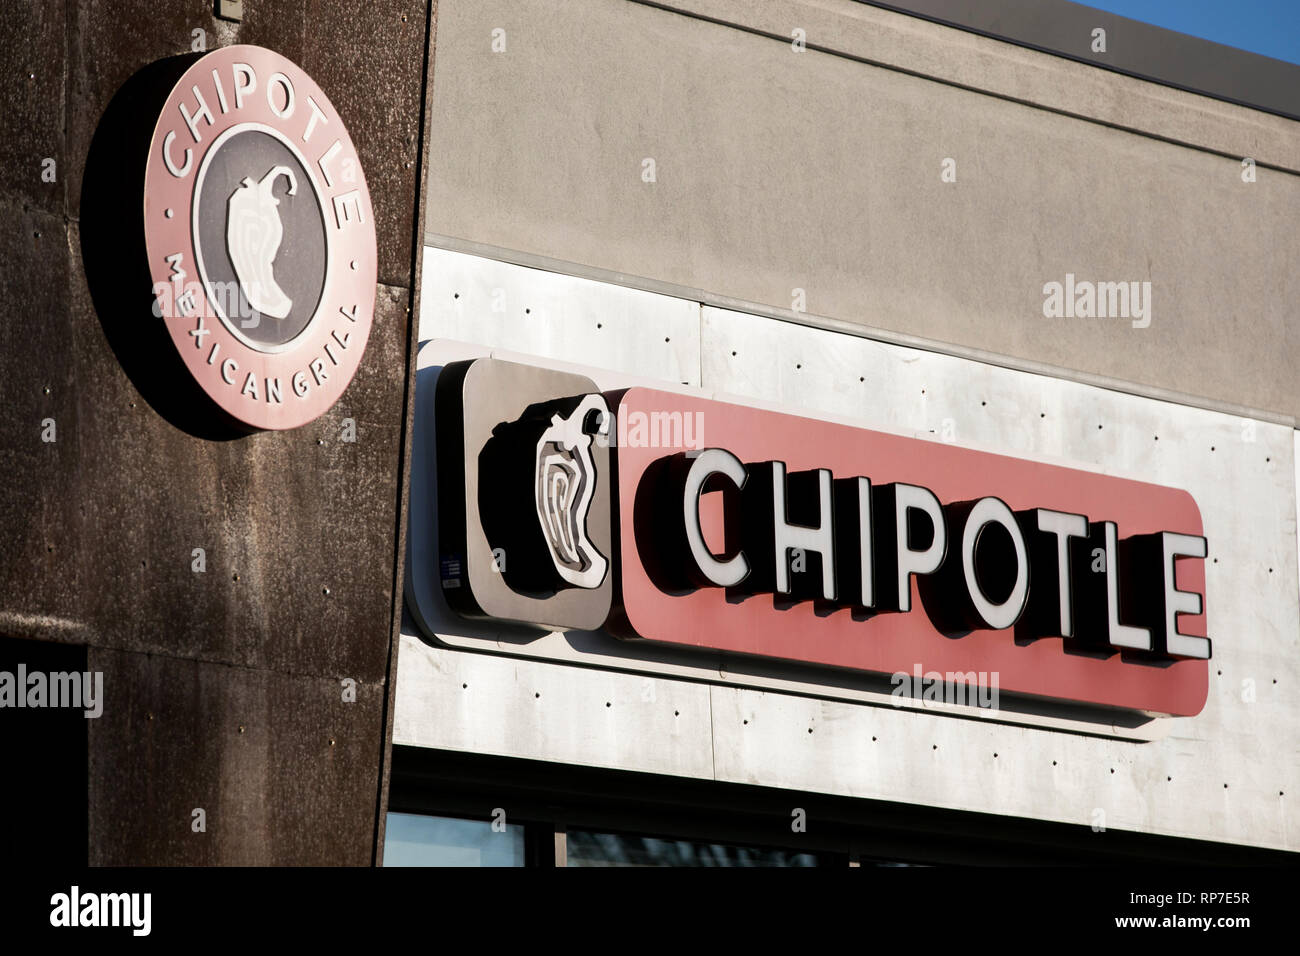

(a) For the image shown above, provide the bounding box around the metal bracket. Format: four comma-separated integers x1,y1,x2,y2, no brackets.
216,0,244,23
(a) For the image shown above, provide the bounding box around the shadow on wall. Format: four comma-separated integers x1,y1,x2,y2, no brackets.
79,52,247,442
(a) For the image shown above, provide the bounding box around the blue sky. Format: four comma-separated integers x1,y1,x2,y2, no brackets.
1079,0,1300,64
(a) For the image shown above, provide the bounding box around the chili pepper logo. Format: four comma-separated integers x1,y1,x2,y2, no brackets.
533,394,611,589
226,165,297,320
478,392,611,594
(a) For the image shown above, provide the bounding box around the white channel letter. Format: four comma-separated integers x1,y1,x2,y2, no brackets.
895,484,945,612
1037,509,1089,635
771,463,835,600
1103,521,1152,651
852,477,873,608
1161,532,1210,658
681,449,749,588
962,497,1029,629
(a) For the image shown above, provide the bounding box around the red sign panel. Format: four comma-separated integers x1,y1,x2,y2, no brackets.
611,388,1209,717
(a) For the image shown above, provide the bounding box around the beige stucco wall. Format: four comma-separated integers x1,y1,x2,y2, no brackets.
424,0,1300,422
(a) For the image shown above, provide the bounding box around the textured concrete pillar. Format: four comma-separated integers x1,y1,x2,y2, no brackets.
0,0,433,865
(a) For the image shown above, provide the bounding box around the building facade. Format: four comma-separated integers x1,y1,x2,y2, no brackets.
2,0,1297,866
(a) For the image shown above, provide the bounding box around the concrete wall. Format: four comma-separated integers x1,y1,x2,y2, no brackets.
400,249,1299,851
0,1,431,864
408,0,1300,849
424,0,1300,422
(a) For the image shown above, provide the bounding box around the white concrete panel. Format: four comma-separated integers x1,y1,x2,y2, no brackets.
707,685,1279,845
393,632,715,780
419,245,701,386
398,249,1300,849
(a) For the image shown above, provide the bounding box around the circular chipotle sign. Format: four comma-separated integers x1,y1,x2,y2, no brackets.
144,45,376,430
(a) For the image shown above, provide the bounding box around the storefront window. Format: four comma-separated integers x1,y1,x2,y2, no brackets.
383,812,525,867
566,829,820,867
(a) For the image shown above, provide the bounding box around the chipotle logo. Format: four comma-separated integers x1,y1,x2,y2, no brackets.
437,358,1211,718
143,45,376,431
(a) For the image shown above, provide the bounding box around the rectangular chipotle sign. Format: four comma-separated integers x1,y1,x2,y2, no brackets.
609,388,1209,717
433,357,1210,719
